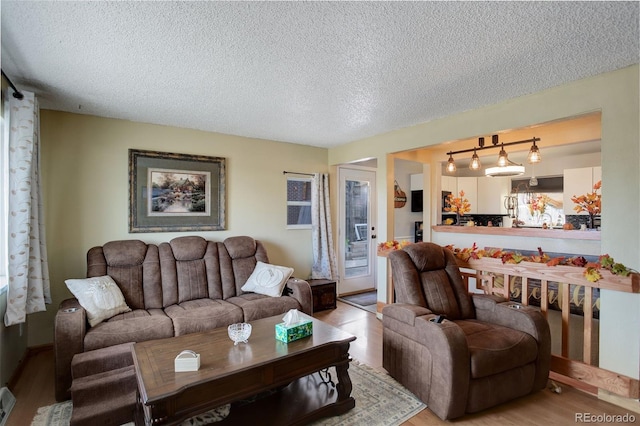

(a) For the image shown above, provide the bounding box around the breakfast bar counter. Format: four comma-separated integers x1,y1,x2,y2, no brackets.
431,225,600,240
430,225,601,257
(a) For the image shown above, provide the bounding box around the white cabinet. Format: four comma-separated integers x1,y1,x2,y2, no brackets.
441,176,457,194
563,166,602,215
410,173,423,191
440,176,509,215
477,177,509,214
456,177,478,214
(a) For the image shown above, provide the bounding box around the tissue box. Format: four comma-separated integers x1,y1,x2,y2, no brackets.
174,350,200,372
275,320,313,343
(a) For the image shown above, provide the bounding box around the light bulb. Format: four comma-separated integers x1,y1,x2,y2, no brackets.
469,150,481,170
497,145,508,167
528,142,541,164
446,155,456,173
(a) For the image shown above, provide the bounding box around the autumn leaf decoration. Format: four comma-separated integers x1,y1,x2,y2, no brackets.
444,190,471,215
571,180,601,215
445,244,636,282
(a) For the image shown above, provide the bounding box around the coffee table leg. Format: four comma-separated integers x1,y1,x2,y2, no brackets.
335,361,353,402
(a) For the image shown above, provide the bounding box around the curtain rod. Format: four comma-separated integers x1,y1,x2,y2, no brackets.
1,69,24,100
283,170,315,177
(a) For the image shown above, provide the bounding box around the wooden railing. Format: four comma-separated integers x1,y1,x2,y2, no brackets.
457,257,640,399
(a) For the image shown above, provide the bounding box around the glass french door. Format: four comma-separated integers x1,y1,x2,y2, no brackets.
338,167,376,295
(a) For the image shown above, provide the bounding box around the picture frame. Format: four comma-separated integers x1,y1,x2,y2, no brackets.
129,149,226,232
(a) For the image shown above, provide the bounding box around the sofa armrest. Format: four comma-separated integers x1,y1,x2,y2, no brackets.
54,298,87,401
472,293,551,390
382,304,432,326
284,278,313,315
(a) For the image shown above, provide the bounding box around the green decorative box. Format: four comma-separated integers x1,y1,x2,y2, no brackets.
275,320,313,343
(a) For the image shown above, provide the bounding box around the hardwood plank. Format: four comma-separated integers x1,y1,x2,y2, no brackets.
6,301,637,426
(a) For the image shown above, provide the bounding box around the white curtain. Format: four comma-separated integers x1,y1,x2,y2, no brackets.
4,90,51,326
311,173,338,280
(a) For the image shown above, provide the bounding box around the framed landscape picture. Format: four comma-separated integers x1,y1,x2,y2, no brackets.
129,149,226,232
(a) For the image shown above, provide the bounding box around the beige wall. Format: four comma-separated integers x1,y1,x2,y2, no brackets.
329,65,640,383
27,111,328,347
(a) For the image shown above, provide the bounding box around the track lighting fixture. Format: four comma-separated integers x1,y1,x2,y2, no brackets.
444,135,541,177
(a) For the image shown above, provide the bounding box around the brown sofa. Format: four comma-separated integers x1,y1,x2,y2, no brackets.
382,242,551,420
54,235,312,401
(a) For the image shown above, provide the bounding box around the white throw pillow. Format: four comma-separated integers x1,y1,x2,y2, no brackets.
65,275,131,327
241,261,294,297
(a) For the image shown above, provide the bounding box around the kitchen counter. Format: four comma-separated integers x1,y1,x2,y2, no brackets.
431,225,600,240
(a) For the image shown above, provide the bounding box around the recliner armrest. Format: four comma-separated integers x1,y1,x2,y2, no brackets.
382,303,432,326
472,293,551,391
54,298,87,401
472,294,549,342
284,278,313,315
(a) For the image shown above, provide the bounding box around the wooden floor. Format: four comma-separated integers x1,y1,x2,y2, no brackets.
7,301,637,426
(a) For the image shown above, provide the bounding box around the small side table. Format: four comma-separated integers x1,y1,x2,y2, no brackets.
308,279,337,312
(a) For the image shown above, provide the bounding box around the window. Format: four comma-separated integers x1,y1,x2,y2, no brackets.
286,177,312,229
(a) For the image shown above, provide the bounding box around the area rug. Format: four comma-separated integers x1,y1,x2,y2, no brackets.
339,291,377,307
32,362,425,426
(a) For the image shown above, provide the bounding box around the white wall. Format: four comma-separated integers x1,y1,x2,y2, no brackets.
393,159,423,241
30,111,328,347
329,66,640,386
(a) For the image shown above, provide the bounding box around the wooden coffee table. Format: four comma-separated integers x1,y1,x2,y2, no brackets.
132,313,356,425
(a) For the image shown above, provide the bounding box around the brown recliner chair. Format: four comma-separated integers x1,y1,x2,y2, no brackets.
382,242,551,420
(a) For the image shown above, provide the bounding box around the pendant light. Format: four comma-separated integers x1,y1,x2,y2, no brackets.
529,163,538,186
469,148,481,170
528,141,541,163
497,144,509,167
446,154,456,173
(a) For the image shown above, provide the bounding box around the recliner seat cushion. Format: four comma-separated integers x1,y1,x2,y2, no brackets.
456,319,538,379
164,299,243,336
84,309,173,351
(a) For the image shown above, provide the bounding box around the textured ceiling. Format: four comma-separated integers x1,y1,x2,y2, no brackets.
1,1,638,148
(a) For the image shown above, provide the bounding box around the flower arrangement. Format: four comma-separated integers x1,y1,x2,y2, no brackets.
444,244,636,282
528,195,546,216
444,191,471,215
571,180,601,216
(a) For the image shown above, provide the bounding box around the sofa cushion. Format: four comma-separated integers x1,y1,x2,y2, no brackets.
456,319,538,379
164,299,244,336
224,236,258,259
84,309,174,351
227,293,301,322
241,261,293,297
169,236,208,261
65,276,132,327
88,241,162,310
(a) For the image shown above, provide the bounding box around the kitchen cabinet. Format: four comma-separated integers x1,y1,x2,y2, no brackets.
410,173,423,191
477,177,509,214
563,166,602,215
456,177,478,214
441,176,457,194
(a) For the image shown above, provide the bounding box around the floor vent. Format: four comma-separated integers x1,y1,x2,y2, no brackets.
0,387,16,426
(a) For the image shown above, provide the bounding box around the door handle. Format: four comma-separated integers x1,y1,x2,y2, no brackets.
371,234,377,239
